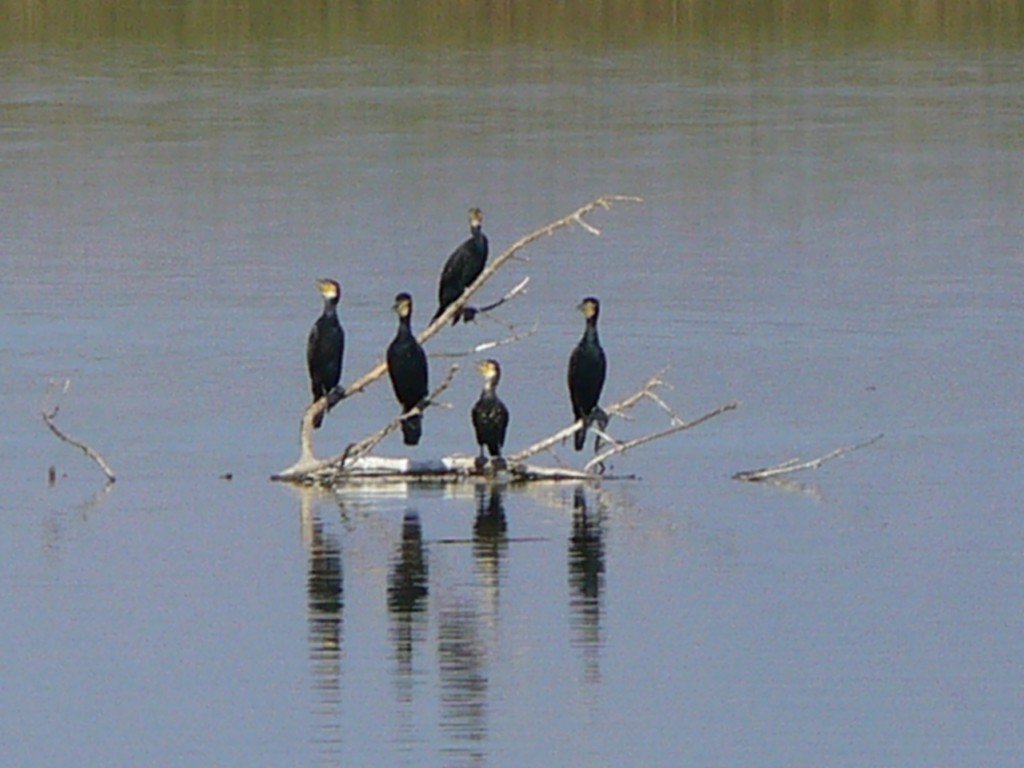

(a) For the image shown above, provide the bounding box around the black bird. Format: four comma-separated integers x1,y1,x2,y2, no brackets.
386,292,429,446
432,207,488,324
471,358,509,470
307,278,345,429
567,297,607,451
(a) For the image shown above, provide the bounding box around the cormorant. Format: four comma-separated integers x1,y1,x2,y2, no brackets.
432,207,488,324
567,297,606,451
471,358,509,470
307,278,345,429
386,292,429,446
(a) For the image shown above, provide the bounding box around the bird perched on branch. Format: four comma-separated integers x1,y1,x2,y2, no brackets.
386,292,429,445
567,297,607,450
307,278,345,429
432,207,488,324
471,358,509,471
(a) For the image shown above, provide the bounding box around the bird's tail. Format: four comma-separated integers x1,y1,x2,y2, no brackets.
433,305,467,325
401,414,423,446
574,422,587,451
313,409,325,429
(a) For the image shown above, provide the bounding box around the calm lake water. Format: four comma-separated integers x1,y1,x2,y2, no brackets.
2,6,1023,766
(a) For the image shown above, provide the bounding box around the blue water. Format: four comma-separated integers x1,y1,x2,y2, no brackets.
2,39,1022,767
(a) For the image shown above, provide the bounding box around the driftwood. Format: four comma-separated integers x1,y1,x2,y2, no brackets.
277,195,654,482
732,433,883,482
272,195,737,487
273,367,737,486
41,379,116,484
297,195,643,453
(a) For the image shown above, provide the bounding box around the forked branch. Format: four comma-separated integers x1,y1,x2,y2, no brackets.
583,401,739,473
289,195,644,470
335,364,460,462
281,365,461,480
508,369,675,464
343,195,642,395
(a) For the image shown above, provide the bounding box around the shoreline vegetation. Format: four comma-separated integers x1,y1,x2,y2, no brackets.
2,1,1022,50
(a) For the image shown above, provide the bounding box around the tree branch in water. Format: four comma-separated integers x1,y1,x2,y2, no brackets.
732,433,883,482
289,194,644,470
41,379,116,484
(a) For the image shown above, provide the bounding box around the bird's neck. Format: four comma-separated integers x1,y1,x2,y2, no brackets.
471,226,486,248
323,299,338,317
583,318,599,343
398,315,412,334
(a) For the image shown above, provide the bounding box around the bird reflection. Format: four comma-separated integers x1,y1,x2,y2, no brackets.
473,484,508,599
438,603,488,762
387,511,429,678
302,492,345,760
307,513,344,666
569,486,605,682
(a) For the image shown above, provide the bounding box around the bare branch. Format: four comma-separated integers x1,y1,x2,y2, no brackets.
40,380,116,484
732,433,884,482
508,368,672,464
277,365,461,481
336,364,461,462
421,194,643,335
341,197,640,400
476,276,530,315
583,401,740,473
430,324,539,359
287,195,644,468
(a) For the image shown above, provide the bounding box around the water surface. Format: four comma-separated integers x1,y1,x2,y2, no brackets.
2,6,1023,767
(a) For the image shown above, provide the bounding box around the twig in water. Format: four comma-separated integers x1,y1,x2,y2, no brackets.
732,433,884,482
41,380,116,484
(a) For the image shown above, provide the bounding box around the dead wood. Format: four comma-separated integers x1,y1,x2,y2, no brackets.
282,195,645,479
732,433,883,482
41,380,116,484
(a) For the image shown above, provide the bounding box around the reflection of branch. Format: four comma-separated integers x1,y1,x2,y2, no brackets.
41,380,116,484
732,434,883,482
287,195,644,470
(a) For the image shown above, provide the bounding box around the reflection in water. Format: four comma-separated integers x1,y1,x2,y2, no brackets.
388,511,429,756
302,492,344,758
438,604,488,767
432,485,507,767
472,484,508,627
569,487,606,683
388,511,429,677
41,481,115,560
2,1,1020,49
